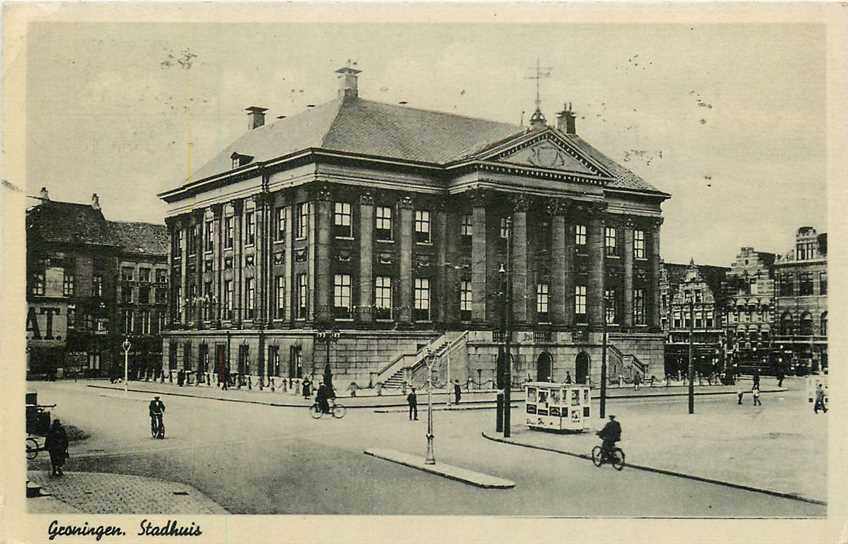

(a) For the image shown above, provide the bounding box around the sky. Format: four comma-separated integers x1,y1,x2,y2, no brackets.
24,21,827,266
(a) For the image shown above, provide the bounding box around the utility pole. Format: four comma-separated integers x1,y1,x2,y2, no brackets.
600,298,608,418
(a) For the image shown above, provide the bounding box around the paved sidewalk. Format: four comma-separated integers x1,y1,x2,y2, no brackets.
481,389,827,504
84,378,777,409
27,471,230,514
364,448,515,488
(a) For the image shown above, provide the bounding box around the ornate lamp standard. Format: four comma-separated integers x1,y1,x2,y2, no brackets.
121,337,131,396
424,346,436,465
316,327,341,388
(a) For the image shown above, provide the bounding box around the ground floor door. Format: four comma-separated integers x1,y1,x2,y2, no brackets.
537,352,553,382
289,346,302,378
215,344,227,377
575,352,589,384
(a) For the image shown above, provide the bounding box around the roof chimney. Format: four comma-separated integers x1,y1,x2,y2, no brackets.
336,61,361,99
246,106,268,130
556,102,577,134
39,187,49,201
91,193,100,210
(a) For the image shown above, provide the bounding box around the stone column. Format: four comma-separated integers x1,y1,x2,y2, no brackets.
434,201,448,325
650,218,664,329
212,204,223,323
470,189,488,324
398,196,414,325
283,201,294,323
232,199,243,324
179,216,189,326
587,203,606,328
623,217,634,328
314,186,333,325
193,210,205,326
444,206,460,325
358,193,375,324
563,207,575,326
252,193,268,326
549,199,567,326
511,194,530,326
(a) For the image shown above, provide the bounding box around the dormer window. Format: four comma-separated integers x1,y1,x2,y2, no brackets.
230,152,254,169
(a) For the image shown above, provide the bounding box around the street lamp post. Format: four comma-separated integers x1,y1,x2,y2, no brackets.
316,328,341,388
122,337,131,396
424,347,436,465
688,295,695,414
600,298,608,419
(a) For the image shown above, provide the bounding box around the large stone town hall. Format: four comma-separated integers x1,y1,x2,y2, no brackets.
158,65,670,391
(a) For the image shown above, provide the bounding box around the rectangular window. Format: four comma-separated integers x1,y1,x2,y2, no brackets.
705,310,714,329
276,207,286,241
297,274,308,319
159,311,167,333
634,229,645,259
63,273,75,296
414,210,431,243
334,273,352,318
375,206,393,241
537,283,550,322
224,280,233,320
414,278,431,321
500,217,511,239
246,278,255,319
122,286,132,304
245,211,256,245
820,271,827,295
31,272,45,295
203,281,212,320
139,268,151,283
174,285,182,321
575,224,587,249
375,276,393,320
780,273,794,296
205,220,214,251
139,286,150,304
296,202,310,239
461,214,473,238
273,276,285,319
156,269,167,284
184,342,193,372
178,229,185,253
123,310,133,334
141,310,151,335
121,266,134,281
460,280,472,322
575,285,587,322
93,274,103,296
799,272,814,296
604,288,617,324
633,288,646,325
334,202,352,238
605,226,618,257
224,217,234,249
67,307,76,329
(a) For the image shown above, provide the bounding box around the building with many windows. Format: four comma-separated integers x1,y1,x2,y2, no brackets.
158,65,669,390
660,260,729,377
26,189,168,378
773,226,827,372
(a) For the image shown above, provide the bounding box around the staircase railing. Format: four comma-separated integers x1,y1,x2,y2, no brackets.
412,330,468,386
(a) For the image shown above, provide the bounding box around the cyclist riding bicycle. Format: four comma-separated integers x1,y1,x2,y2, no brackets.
596,414,622,457
149,396,166,438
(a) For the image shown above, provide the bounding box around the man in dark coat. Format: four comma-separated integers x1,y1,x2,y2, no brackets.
45,419,69,476
408,387,418,420
316,381,330,414
776,367,785,388
752,369,760,389
149,396,166,438
453,380,462,405
302,377,312,399
596,414,622,456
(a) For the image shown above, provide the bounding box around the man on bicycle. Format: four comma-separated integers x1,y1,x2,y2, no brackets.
596,414,621,457
149,396,166,438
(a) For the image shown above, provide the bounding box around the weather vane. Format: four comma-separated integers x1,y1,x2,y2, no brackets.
525,58,552,111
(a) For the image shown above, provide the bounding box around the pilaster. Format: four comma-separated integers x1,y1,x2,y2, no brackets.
358,192,375,323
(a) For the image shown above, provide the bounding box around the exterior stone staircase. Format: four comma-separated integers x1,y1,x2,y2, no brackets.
607,344,649,383
377,331,464,389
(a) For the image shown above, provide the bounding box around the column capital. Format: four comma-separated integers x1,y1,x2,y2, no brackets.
210,203,224,216
586,201,608,216
229,199,244,214
467,188,489,208
624,217,636,230
398,195,414,210
310,184,333,202
252,192,273,206
359,192,375,206
651,216,665,229
545,198,571,216
511,193,531,212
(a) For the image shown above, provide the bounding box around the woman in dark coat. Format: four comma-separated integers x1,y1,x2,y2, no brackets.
44,419,69,476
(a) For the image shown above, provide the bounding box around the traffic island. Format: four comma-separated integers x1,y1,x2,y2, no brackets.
364,448,515,489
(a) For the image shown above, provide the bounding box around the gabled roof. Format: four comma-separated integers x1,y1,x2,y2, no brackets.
108,221,168,257
180,96,666,196
664,262,730,304
27,200,117,247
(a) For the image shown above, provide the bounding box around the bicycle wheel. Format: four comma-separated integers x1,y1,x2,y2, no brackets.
26,438,39,460
310,403,322,419
151,422,158,438
332,404,346,419
611,448,625,471
591,446,603,467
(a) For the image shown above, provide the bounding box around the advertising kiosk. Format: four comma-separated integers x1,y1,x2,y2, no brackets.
525,382,591,432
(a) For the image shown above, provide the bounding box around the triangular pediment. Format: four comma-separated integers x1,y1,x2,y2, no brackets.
480,130,610,178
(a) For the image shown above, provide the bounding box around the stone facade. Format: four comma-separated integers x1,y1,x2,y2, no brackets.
158,65,669,389
723,247,776,366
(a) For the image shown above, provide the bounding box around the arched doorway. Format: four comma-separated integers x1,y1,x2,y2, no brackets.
536,352,553,382
575,352,590,384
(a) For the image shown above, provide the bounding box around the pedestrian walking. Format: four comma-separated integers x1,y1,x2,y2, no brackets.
752,369,760,389
736,379,745,405
564,372,573,385
302,377,312,399
776,368,785,388
752,385,762,406
407,387,418,420
633,373,641,391
45,419,69,477
814,384,828,413
453,380,462,405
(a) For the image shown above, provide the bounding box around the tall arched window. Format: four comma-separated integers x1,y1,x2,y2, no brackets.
821,312,828,336
799,312,813,336
781,312,794,336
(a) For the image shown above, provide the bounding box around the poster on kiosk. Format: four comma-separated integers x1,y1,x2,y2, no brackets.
525,382,591,432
